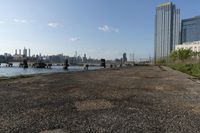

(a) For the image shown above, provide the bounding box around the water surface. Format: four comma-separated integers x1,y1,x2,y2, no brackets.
0,63,101,77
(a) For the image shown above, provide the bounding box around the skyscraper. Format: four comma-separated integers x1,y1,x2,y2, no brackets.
15,49,17,55
23,47,27,57
181,16,200,43
123,53,127,62
154,2,181,62
28,49,31,57
19,49,21,55
83,54,87,63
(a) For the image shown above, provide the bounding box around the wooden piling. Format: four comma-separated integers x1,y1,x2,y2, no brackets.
101,59,106,68
23,59,28,68
63,59,69,70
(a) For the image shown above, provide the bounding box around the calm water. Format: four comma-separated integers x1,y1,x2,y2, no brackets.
0,63,102,77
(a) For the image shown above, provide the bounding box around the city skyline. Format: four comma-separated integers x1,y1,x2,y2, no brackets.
1,0,200,60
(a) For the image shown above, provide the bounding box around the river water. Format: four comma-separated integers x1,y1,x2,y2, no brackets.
0,63,102,77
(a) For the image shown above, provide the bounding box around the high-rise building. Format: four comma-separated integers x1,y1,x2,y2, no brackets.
28,49,31,57
83,54,87,63
181,16,200,43
123,53,127,62
23,47,27,57
15,49,17,55
75,51,77,58
154,2,181,61
19,49,21,55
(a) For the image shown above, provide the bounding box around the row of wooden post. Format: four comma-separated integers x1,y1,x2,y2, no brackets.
1,58,106,69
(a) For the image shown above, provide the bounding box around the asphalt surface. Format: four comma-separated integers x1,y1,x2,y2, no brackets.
0,66,200,133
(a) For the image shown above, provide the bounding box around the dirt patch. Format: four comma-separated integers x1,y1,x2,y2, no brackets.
101,89,135,99
174,101,200,114
10,76,48,84
158,65,167,71
144,76,162,79
184,103,200,113
68,88,88,99
75,99,114,111
40,129,66,133
154,86,164,91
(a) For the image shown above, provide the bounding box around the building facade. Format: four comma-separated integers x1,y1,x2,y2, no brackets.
28,49,31,57
19,49,21,55
181,16,200,43
123,53,127,62
23,47,27,57
83,54,87,63
154,2,181,61
176,41,200,52
15,49,17,55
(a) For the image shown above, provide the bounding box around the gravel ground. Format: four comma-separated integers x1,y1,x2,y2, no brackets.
0,66,200,133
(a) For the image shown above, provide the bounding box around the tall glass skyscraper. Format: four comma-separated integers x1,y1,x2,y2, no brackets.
154,2,181,61
181,16,200,43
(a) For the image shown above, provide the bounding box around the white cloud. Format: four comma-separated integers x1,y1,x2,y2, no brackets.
98,25,119,33
69,37,80,42
14,19,27,23
48,22,59,28
98,25,110,32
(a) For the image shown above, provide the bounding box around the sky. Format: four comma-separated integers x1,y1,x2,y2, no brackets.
0,0,200,60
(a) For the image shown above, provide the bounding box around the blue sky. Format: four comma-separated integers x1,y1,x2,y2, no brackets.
0,0,200,60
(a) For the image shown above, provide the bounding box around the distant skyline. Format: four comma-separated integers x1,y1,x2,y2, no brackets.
0,0,200,60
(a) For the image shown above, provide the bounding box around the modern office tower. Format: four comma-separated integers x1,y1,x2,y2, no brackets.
181,16,200,43
28,49,31,57
123,53,127,62
83,54,87,63
19,49,21,55
154,2,181,62
23,47,27,57
15,49,17,55
75,51,77,58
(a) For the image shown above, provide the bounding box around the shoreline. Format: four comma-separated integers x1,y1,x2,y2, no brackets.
0,66,104,79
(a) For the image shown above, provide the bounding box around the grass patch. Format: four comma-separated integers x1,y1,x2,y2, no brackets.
168,63,200,78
